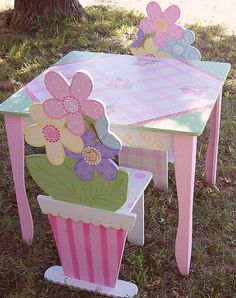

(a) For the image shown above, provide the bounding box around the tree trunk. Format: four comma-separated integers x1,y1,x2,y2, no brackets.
9,0,87,29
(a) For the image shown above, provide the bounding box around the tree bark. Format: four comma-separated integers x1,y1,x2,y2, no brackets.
9,0,87,29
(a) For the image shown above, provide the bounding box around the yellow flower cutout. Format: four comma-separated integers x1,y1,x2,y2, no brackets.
130,36,171,58
25,104,84,166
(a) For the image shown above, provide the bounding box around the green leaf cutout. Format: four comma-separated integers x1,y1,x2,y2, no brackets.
26,154,128,211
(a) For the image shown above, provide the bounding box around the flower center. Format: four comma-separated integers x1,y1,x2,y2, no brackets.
83,147,101,165
63,96,81,113
42,125,60,143
155,19,168,32
172,44,184,55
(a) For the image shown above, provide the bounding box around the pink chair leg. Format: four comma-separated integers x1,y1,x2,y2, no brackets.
174,135,197,276
5,115,34,244
205,92,222,185
119,147,168,190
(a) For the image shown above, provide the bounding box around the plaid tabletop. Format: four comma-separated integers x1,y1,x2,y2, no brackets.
0,51,230,135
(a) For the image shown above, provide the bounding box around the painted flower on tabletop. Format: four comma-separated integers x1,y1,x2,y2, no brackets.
179,85,209,95
106,104,116,115
139,1,184,48
42,70,104,136
65,131,119,181
24,104,84,166
107,77,133,89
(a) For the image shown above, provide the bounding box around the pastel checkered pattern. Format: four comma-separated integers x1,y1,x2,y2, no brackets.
119,147,168,190
24,52,222,127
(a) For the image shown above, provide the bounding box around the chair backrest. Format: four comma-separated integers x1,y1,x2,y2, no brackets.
130,1,201,61
24,70,129,212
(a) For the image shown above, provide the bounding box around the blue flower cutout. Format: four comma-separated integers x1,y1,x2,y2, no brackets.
95,115,122,150
160,30,201,60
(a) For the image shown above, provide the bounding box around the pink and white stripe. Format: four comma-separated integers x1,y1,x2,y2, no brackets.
48,214,127,288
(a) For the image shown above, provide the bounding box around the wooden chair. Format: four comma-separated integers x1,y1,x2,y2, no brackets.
24,70,152,297
119,1,201,190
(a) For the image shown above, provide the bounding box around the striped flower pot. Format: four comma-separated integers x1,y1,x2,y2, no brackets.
37,195,138,297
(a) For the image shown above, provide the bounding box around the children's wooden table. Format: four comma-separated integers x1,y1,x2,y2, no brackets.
0,51,230,276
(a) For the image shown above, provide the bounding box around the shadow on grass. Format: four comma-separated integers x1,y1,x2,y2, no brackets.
0,5,236,298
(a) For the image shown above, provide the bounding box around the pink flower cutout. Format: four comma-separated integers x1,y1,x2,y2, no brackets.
140,1,184,48
43,70,105,136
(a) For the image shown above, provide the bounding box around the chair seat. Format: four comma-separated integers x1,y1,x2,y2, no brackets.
118,167,152,213
37,167,152,232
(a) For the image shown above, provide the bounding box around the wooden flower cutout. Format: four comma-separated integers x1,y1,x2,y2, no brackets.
25,104,84,166
43,70,105,136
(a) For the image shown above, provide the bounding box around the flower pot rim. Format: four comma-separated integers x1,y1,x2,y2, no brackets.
37,194,136,232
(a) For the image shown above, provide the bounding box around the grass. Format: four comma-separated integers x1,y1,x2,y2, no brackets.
0,5,236,297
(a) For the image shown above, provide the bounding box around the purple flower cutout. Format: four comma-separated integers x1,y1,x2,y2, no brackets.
130,29,145,48
65,131,119,181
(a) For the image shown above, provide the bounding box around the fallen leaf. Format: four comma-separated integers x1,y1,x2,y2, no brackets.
152,279,161,286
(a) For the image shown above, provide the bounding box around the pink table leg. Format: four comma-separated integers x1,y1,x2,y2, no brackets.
5,115,34,244
205,92,222,185
174,135,197,275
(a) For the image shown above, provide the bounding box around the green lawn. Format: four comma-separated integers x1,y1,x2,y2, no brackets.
0,6,236,297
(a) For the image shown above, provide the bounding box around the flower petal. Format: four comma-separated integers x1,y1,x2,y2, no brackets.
140,19,155,34
130,46,147,56
49,116,67,128
70,71,93,102
144,37,160,53
74,159,94,181
96,159,118,180
29,104,50,125
96,143,119,159
163,5,180,24
24,124,45,147
60,127,84,153
67,112,86,136
81,99,105,120
183,46,202,61
82,130,96,147
183,30,195,45
43,98,66,119
146,1,162,20
153,32,168,47
29,103,66,129
44,71,70,101
95,115,122,150
130,29,145,48
64,148,83,160
168,24,184,40
45,141,65,166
